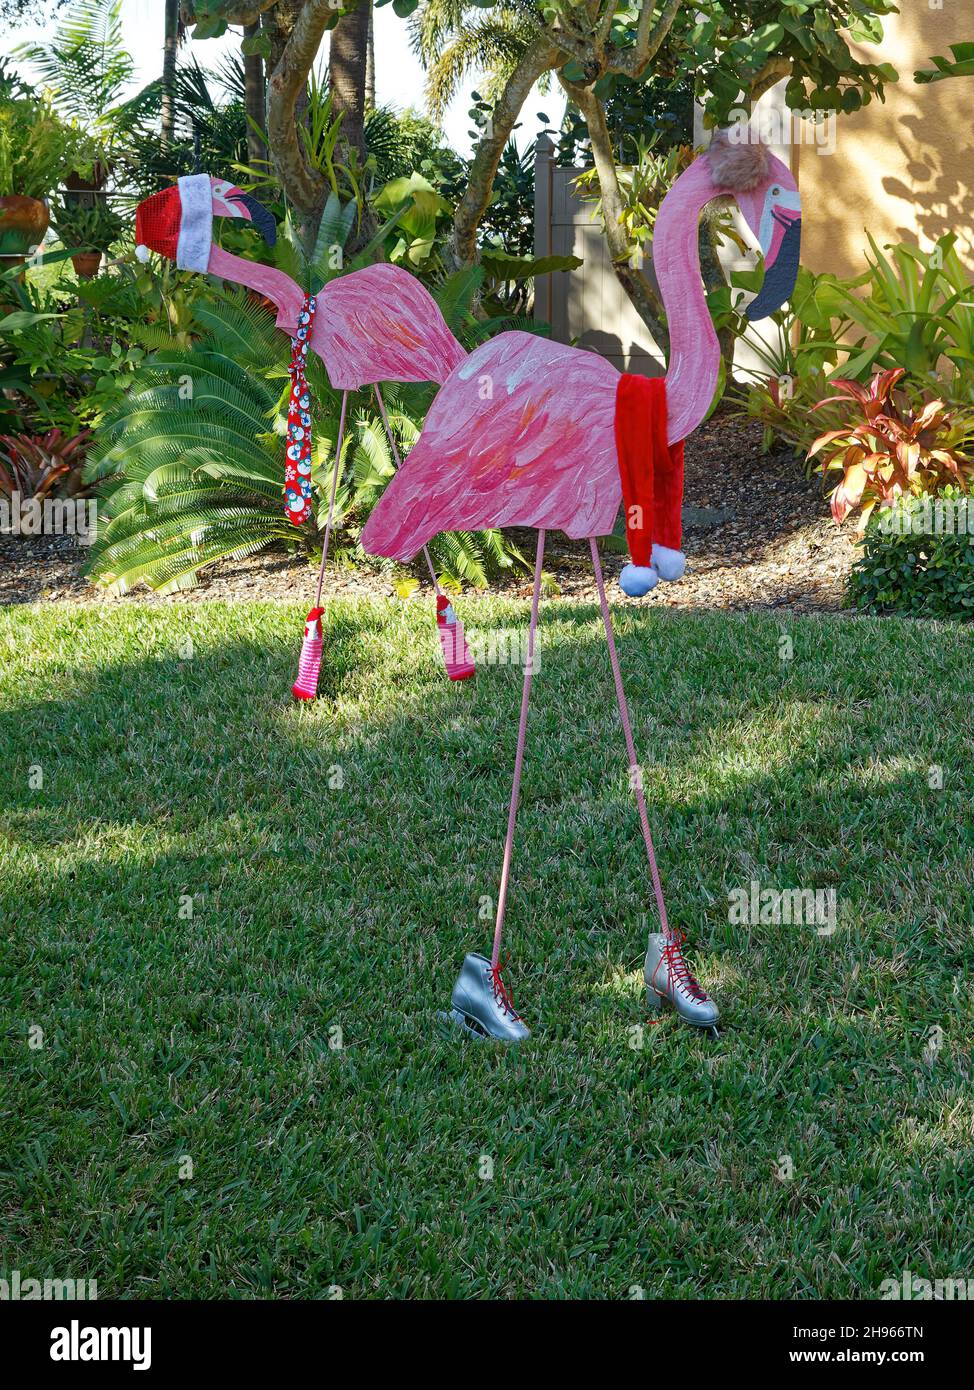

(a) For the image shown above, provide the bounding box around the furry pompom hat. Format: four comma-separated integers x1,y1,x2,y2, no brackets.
706,128,770,191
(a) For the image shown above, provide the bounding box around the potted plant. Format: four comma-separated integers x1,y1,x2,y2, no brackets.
52,197,125,277
14,1,134,197
0,97,71,261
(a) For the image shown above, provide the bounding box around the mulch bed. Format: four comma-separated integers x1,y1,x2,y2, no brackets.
0,412,858,612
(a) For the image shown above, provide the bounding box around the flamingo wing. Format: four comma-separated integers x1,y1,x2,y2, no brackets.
314,264,466,390
361,332,621,561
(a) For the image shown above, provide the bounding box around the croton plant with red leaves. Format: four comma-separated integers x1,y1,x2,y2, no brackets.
807,368,974,531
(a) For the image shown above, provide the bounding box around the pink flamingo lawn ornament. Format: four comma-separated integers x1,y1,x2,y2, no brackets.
134,175,477,695
360,132,802,1043
133,134,801,1041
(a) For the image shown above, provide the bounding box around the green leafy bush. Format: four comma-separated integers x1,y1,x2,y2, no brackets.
52,196,126,253
848,488,974,618
0,96,77,200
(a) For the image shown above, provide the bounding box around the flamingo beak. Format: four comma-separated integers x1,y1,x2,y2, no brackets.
746,199,802,322
210,176,277,247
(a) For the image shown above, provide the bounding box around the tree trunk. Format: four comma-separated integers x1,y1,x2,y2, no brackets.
365,3,375,111
262,2,301,72
243,21,268,171
449,35,559,270
161,0,180,148
566,79,669,352
265,0,340,253
329,0,370,163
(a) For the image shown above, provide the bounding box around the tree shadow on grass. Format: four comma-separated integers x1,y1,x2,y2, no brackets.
2,600,973,1296
3,602,970,1024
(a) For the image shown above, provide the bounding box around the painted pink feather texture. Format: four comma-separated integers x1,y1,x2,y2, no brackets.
361,146,798,563
159,143,798,567
314,263,466,389
360,333,621,560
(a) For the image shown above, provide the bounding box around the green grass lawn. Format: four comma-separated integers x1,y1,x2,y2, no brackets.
2,596,973,1299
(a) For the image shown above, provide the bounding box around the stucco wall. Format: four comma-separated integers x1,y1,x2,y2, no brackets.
796,5,974,278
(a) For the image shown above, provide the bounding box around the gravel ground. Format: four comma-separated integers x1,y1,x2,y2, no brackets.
0,412,858,612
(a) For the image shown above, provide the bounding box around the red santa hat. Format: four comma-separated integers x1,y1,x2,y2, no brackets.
135,174,214,272
614,374,686,596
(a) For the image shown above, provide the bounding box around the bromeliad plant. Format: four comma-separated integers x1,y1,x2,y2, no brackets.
0,428,90,501
821,232,974,393
807,368,974,531
738,235,974,458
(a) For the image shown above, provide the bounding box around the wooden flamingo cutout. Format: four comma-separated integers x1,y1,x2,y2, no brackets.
355,133,803,1042
133,176,477,695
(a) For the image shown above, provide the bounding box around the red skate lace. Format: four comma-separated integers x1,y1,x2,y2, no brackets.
655,929,708,1001
490,957,520,1019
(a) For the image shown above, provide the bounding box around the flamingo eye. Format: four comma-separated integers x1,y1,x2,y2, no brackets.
771,186,781,198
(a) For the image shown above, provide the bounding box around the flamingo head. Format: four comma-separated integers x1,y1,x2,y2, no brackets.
208,177,278,245
706,131,802,321
135,174,276,270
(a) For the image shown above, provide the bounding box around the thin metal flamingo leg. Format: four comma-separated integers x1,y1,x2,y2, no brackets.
373,383,440,595
589,537,670,936
491,529,546,969
589,539,720,1039
313,388,349,608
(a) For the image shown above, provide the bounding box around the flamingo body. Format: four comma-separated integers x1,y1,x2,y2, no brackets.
361,332,622,561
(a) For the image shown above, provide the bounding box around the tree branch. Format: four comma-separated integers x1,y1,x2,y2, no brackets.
564,76,669,352
625,0,681,76
749,56,792,104
449,34,560,268
265,0,345,226
180,1,278,24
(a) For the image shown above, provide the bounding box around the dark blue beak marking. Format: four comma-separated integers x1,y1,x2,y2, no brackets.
231,192,277,248
745,216,801,321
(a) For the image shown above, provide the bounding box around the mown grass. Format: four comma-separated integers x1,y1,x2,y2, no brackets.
1,597,972,1299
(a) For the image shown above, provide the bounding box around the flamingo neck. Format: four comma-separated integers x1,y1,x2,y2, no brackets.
655,158,722,446
206,243,306,336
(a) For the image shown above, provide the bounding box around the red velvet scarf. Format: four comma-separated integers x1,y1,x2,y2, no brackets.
613,374,685,564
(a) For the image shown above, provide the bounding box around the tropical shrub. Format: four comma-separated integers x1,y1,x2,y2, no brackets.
0,95,77,200
807,369,974,531
816,233,974,393
738,233,974,458
848,488,974,619
83,290,312,594
0,257,176,434
52,196,126,253
364,105,465,190
915,43,974,84
14,0,137,173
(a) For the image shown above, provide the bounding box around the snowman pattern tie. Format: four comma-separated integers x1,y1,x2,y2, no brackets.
284,294,318,526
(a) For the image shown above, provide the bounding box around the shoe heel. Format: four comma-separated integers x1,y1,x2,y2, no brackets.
645,984,664,1014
